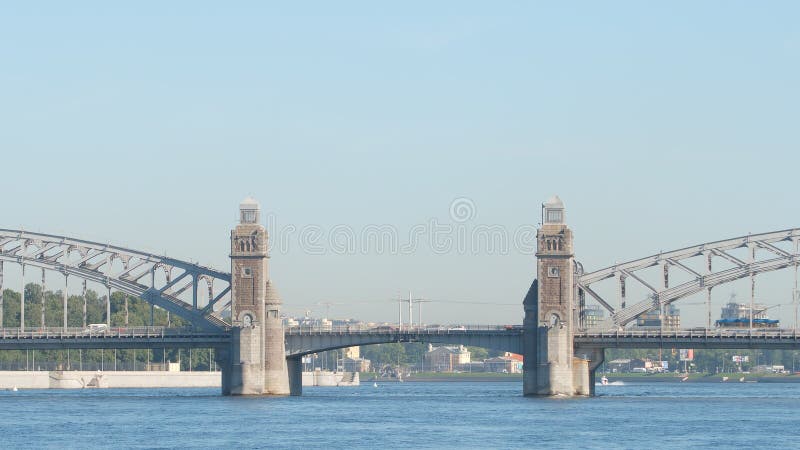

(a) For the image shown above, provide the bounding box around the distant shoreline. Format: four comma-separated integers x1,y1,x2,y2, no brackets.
605,374,800,383
359,372,800,383
362,372,523,383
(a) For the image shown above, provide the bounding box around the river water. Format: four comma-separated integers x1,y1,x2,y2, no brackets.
1,381,797,448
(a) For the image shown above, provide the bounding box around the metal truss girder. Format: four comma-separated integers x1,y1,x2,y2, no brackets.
140,289,223,331
579,284,615,314
667,258,701,278
202,285,231,315
580,228,800,286
31,243,59,258
0,229,232,329
712,249,746,267
169,278,194,297
611,256,795,327
118,260,150,280
620,268,657,293
75,250,103,267
5,243,24,256
84,257,111,272
158,270,190,295
577,228,800,330
756,240,792,258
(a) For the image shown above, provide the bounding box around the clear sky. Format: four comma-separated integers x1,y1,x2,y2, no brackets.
1,2,798,325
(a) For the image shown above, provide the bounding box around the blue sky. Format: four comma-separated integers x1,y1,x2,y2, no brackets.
1,2,799,325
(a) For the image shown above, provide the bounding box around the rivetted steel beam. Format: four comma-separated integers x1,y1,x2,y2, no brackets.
0,229,232,330
202,285,231,315
169,279,195,298
75,251,103,267
612,256,794,327
620,268,657,293
31,243,59,259
117,260,150,280
580,228,800,285
711,249,747,268
578,285,615,314
157,270,190,295
756,240,793,258
666,258,701,278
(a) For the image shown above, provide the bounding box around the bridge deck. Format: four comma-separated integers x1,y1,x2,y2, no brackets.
3,326,800,352
575,329,800,349
0,327,230,350
284,326,524,356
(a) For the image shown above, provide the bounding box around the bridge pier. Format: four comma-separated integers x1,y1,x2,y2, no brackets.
575,347,605,396
223,197,290,396
523,196,589,396
216,346,232,396
287,356,303,396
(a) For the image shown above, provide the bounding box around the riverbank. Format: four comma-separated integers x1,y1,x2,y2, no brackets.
605,373,800,383
0,370,361,389
361,372,523,382
0,370,221,389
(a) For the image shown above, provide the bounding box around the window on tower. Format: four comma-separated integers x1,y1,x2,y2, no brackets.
546,209,562,223
242,210,257,224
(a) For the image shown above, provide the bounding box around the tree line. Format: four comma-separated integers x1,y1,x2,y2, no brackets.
0,285,216,371
605,347,800,373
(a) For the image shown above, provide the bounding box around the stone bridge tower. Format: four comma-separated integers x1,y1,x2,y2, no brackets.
224,197,290,396
523,196,590,396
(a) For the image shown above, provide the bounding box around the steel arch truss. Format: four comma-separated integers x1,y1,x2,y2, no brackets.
578,229,800,329
0,229,232,330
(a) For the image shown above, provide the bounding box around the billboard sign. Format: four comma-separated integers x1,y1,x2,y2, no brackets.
679,349,694,361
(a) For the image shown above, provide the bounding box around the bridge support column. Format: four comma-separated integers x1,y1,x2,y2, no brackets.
287,356,303,396
224,197,290,396
523,196,583,396
215,346,232,396
226,326,268,395
575,347,605,396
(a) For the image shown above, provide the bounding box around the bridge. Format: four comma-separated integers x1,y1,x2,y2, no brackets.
5,326,799,352
1,196,798,396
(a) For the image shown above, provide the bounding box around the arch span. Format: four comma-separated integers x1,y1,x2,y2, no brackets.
578,228,800,328
284,328,523,357
0,229,232,330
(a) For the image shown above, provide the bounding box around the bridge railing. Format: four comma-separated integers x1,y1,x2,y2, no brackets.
285,325,523,334
576,329,800,340
0,326,201,339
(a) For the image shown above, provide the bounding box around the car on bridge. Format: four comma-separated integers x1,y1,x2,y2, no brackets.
83,324,109,333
